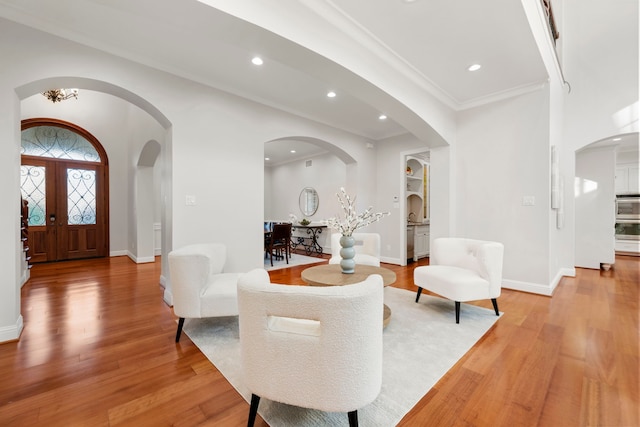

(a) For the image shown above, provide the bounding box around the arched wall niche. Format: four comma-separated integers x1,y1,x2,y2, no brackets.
135,140,163,264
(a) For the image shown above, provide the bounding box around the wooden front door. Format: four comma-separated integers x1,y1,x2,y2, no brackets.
21,158,108,262
20,119,109,263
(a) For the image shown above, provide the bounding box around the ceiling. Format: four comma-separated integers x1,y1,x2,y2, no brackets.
0,0,551,165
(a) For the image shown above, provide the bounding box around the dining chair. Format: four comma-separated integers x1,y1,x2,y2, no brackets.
265,222,292,266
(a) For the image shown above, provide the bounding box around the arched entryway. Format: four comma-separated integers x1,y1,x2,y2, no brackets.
20,118,109,262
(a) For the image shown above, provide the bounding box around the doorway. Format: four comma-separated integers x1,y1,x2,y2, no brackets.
20,119,109,263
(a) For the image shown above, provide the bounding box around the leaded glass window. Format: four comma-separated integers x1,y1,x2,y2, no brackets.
21,126,101,162
20,165,46,226
67,168,97,225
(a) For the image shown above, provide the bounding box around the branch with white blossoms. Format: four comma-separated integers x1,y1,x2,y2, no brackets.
326,187,390,237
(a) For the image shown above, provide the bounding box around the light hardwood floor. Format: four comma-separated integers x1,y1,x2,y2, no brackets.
0,254,637,426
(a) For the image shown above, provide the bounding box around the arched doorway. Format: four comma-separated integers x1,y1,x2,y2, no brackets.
20,118,109,262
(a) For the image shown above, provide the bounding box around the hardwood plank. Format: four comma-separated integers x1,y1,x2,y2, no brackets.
0,254,637,426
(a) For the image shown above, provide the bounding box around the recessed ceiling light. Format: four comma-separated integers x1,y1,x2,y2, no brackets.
265,157,270,161
290,150,296,153
327,91,336,98
251,56,263,66
613,137,622,141
468,64,482,71
379,114,387,120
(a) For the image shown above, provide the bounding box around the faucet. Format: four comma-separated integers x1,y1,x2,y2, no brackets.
407,212,416,223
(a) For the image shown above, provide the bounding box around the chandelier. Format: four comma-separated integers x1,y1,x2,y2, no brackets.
42,88,78,103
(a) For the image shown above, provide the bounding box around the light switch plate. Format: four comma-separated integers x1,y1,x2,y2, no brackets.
522,196,535,206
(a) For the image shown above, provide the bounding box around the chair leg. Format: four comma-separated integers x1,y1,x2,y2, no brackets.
455,301,461,324
248,394,260,427
491,298,499,316
348,410,358,427
415,287,423,303
175,317,185,342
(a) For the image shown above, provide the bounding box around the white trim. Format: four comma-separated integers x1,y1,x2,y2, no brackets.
502,279,554,296
126,251,155,264
380,256,402,266
502,267,576,296
163,287,173,307
159,274,168,290
0,315,23,343
110,250,128,257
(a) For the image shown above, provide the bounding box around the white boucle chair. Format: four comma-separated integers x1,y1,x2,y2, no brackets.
414,237,504,323
328,232,381,267
168,243,239,342
237,268,384,427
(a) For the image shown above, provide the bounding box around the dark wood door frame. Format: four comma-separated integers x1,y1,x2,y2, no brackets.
21,118,110,262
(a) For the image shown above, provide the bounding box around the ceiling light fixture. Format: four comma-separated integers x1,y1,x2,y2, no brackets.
379,114,387,120
468,64,482,71
612,137,622,141
42,88,78,103
265,157,270,161
327,91,336,98
290,150,296,153
251,56,263,65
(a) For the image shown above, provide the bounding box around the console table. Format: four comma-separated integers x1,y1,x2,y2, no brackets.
291,224,327,256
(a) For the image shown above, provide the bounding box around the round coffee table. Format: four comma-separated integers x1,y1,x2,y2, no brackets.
301,264,396,327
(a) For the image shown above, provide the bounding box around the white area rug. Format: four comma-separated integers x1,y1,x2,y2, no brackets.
183,287,501,426
264,253,326,271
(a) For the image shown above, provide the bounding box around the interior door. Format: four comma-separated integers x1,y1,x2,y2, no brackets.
21,157,107,262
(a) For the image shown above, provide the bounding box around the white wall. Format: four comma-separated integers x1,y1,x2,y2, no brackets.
563,0,639,150
456,88,552,289
265,152,347,252
266,153,347,222
575,146,616,268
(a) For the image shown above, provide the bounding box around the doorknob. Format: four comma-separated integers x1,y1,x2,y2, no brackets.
49,213,56,223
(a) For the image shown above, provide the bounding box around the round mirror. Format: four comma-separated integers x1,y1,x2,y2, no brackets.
299,187,319,217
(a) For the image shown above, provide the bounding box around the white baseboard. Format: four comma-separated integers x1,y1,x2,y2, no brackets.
20,269,30,288
503,267,576,296
380,256,402,266
159,274,167,290
502,279,554,296
0,315,23,343
163,287,173,307
110,250,128,257
126,251,156,264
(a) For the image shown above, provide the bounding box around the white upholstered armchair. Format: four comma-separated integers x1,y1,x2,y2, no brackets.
168,243,239,342
414,237,504,323
237,268,384,427
329,232,381,267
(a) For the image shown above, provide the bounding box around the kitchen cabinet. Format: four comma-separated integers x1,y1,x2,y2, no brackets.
616,165,639,194
414,224,429,260
615,239,640,255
